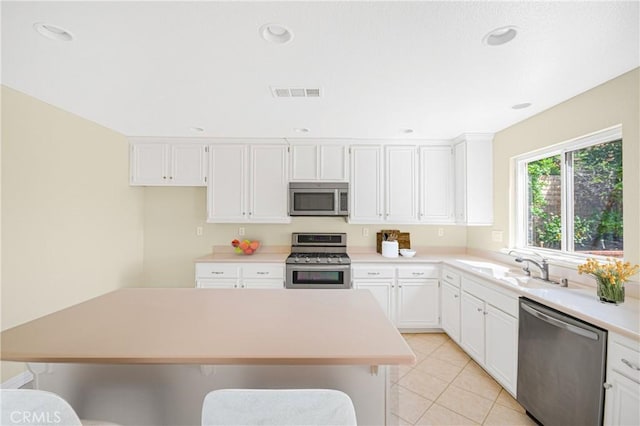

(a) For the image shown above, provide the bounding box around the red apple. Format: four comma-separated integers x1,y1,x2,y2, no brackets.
231,239,240,248
244,248,254,255
239,241,249,250
250,241,260,250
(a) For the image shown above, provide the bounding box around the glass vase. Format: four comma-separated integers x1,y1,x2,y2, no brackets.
596,277,625,305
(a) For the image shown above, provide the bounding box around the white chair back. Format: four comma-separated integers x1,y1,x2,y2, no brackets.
202,389,357,426
1,389,83,426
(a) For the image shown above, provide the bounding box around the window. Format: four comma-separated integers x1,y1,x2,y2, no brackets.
515,126,623,258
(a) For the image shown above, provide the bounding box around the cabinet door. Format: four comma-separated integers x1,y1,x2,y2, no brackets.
454,142,467,223
207,145,247,222
441,281,461,342
249,145,290,223
290,145,318,181
242,279,284,289
355,280,394,321
419,146,454,223
130,143,168,185
461,291,485,363
485,304,518,395
385,146,418,223
319,145,348,181
170,144,207,186
604,371,640,426
350,146,383,223
396,280,439,329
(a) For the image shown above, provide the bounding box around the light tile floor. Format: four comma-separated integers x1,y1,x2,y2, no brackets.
389,333,536,426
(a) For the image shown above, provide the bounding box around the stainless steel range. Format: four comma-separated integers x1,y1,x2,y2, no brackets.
285,233,351,289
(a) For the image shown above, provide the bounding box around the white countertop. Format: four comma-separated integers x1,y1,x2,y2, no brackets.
195,248,640,341
353,252,640,341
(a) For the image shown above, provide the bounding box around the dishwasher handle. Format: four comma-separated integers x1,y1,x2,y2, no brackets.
521,303,599,341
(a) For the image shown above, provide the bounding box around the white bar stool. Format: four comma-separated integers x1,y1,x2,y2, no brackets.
202,389,357,426
1,389,121,426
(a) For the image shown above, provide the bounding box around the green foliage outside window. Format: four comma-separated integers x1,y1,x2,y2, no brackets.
527,140,623,254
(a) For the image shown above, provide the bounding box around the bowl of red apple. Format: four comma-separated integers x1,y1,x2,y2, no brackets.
231,239,260,255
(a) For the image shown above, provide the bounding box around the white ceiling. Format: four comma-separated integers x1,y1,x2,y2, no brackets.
2,1,639,140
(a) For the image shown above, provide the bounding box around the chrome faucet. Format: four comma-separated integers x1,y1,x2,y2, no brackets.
514,257,550,281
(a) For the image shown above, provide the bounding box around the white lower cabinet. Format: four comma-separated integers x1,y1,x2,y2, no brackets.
195,263,284,289
604,332,640,426
441,268,461,343
353,264,440,330
459,275,519,395
460,291,486,363
485,304,518,394
355,280,395,319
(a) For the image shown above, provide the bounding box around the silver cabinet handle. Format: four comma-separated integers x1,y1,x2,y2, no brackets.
483,311,488,315
256,271,269,275
412,272,425,276
240,284,245,288
445,275,454,280
211,271,223,275
368,272,380,276
162,176,167,179
621,358,640,371
169,176,173,180
454,294,459,298
477,307,483,312
603,383,613,390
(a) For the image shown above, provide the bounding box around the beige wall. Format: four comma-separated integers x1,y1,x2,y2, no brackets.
467,68,640,268
142,187,467,287
1,86,145,381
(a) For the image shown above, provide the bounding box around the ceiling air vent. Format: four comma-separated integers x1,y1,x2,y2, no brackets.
271,87,322,98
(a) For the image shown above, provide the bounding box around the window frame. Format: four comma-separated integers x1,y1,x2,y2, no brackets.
512,125,623,262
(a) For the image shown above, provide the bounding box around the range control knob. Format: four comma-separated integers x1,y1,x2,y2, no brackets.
316,257,321,263
338,258,343,263
305,257,311,263
294,258,300,263
327,257,333,263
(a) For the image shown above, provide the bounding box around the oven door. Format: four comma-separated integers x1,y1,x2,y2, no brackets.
286,264,351,289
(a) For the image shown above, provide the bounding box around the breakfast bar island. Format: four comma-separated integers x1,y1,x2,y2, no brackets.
1,288,415,425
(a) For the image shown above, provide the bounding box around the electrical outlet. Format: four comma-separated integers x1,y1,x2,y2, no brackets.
362,228,369,237
437,228,444,237
196,226,203,236
239,227,245,236
492,230,503,242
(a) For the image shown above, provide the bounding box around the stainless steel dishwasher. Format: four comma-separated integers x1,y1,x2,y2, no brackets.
518,298,607,426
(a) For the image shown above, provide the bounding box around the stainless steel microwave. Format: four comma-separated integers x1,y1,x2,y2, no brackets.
288,182,349,216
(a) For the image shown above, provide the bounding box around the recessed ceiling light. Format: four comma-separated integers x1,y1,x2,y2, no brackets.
483,26,517,46
190,127,205,133
259,24,293,44
294,128,310,133
401,128,414,134
33,22,74,41
512,102,532,110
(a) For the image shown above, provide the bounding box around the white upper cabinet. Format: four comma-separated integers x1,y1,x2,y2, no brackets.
290,142,348,181
249,145,289,222
350,145,384,223
130,141,207,186
385,146,418,223
419,146,454,223
207,143,289,223
454,134,493,225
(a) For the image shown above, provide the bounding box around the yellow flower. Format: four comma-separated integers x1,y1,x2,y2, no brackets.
578,258,639,286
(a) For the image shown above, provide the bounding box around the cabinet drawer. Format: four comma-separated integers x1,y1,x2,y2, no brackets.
397,266,439,279
352,267,395,279
609,336,640,383
195,263,239,279
243,265,284,279
442,268,461,287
